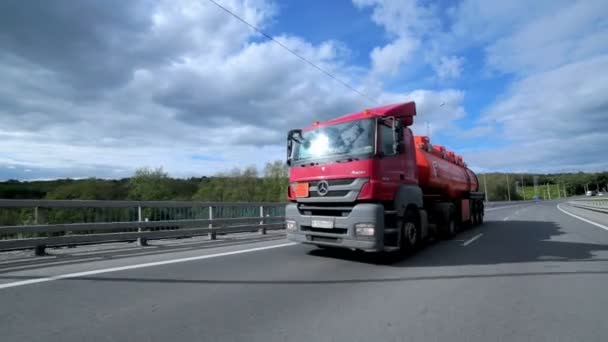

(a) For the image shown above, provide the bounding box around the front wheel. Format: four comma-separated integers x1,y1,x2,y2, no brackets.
399,209,421,254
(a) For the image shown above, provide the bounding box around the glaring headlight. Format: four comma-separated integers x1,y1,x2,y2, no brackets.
355,223,375,236
286,220,297,231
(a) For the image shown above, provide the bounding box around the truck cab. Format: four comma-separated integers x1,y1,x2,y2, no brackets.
285,102,427,253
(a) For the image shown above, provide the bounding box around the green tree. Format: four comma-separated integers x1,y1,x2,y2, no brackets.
127,167,172,200
262,161,288,201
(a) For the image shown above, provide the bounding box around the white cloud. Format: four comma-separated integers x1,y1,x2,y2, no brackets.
432,56,464,80
353,0,439,37
0,0,373,178
370,37,418,76
484,0,608,74
353,0,442,78
448,0,569,45
468,55,608,171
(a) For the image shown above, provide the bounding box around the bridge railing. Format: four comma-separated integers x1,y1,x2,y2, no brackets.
0,200,286,254
567,197,608,213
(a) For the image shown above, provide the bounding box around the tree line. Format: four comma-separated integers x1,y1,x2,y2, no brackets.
478,172,608,201
0,161,288,202
0,163,606,203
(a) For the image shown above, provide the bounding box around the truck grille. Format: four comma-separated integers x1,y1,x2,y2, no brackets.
309,190,349,198
297,204,354,217
309,178,356,187
295,177,368,204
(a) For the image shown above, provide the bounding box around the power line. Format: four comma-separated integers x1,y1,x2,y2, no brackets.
206,0,377,104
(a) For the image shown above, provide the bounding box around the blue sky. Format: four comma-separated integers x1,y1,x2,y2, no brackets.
0,0,606,180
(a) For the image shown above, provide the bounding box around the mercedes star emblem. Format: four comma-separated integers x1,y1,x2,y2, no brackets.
317,180,329,196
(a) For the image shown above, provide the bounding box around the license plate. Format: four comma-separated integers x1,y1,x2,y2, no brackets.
311,219,334,229
294,183,309,198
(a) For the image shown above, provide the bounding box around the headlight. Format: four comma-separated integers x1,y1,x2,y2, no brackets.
355,223,375,237
286,220,297,231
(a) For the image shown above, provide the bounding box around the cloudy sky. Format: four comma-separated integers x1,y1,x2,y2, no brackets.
0,0,606,180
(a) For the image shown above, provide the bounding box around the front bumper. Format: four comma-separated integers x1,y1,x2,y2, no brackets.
285,203,385,252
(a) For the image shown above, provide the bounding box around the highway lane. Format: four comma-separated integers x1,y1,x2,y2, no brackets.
2,201,608,341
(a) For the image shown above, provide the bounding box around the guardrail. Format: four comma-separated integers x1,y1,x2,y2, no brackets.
567,197,608,214
0,200,286,255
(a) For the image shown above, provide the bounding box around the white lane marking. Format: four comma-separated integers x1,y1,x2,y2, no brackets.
486,203,531,212
462,233,483,246
0,242,296,290
557,204,608,231
502,208,522,221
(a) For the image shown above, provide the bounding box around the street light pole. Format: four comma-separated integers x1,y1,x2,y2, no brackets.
520,174,525,200
506,173,511,201
483,173,489,203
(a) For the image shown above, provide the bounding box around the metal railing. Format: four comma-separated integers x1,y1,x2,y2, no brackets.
567,197,608,213
0,200,286,254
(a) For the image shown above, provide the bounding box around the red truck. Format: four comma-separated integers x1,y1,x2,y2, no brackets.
285,101,484,255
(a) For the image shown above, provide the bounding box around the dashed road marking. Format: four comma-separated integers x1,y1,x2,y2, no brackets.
462,233,483,246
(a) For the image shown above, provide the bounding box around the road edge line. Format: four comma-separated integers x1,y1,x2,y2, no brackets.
556,204,608,231
0,242,296,290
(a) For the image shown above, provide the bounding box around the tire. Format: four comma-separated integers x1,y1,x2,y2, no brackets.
399,209,421,254
440,205,456,239
383,209,420,263
471,202,479,226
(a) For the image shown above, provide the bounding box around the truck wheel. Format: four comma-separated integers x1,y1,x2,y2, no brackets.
440,206,456,239
471,202,478,226
399,209,420,254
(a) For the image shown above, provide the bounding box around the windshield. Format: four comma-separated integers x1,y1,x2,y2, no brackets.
292,119,375,162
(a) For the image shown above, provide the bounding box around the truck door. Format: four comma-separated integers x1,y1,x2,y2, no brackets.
376,119,406,200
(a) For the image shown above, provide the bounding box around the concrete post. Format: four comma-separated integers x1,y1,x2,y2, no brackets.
259,205,266,235
208,206,216,240
137,206,148,246
34,244,46,256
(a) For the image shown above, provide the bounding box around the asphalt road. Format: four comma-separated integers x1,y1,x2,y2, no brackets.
2,200,608,342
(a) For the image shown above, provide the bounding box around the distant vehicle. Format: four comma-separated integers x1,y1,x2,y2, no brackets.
586,190,596,196
598,192,604,196
533,196,542,201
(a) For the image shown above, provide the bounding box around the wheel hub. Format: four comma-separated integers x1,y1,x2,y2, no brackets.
404,222,417,244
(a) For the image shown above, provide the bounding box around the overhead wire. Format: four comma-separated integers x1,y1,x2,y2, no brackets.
206,0,378,105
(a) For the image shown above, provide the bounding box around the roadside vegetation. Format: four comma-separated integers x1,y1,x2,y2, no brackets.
0,164,605,203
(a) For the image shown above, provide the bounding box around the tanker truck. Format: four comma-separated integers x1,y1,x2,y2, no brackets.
285,101,484,255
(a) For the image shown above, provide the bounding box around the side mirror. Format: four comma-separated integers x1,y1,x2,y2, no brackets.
287,129,306,165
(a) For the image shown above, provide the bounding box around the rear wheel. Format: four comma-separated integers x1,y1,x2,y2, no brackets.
474,200,484,225
440,205,456,239
471,202,479,226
